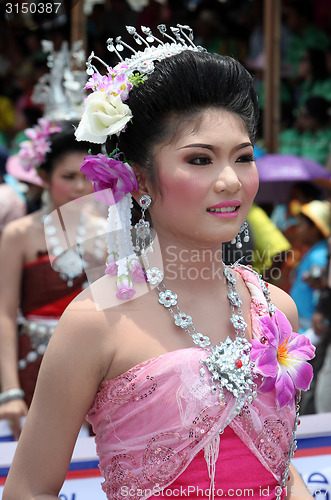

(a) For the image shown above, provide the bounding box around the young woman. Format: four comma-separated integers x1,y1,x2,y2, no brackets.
0,119,106,439
3,27,314,499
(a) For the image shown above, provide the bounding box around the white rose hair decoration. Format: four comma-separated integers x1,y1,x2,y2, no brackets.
75,24,205,299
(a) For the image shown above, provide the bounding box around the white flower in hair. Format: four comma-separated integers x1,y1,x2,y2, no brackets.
75,25,204,145
75,93,132,144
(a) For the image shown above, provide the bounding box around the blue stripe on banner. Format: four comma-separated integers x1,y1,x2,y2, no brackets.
0,460,100,478
297,436,331,449
0,436,14,442
0,467,10,477
67,460,99,471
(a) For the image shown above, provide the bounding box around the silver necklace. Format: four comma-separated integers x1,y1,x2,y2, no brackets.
145,258,275,413
42,207,105,287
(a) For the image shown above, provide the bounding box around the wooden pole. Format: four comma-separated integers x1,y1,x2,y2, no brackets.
263,0,281,153
70,0,86,53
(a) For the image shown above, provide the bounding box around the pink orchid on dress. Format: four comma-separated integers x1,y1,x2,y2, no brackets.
250,309,315,409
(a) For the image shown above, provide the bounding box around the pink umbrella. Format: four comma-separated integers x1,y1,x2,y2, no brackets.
255,154,331,203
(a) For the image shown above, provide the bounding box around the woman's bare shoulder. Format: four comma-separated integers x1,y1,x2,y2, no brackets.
1,211,39,240
71,272,151,311
268,283,299,332
63,273,150,328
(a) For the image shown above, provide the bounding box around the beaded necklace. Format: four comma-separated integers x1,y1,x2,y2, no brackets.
42,207,105,287
145,258,275,414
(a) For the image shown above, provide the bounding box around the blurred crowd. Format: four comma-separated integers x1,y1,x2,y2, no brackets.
1,0,331,162
0,0,330,433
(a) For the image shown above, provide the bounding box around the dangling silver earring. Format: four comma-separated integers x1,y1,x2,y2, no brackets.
135,194,163,285
135,195,152,254
231,220,250,249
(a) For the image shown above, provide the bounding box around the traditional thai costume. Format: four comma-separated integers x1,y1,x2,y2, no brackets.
87,268,301,500
18,252,86,406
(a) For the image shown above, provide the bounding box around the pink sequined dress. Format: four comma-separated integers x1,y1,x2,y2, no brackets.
87,267,298,499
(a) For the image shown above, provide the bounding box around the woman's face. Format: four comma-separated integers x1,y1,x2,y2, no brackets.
46,151,93,208
298,52,311,78
146,109,259,248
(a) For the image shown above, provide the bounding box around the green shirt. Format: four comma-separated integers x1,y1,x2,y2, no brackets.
298,79,331,107
284,25,329,78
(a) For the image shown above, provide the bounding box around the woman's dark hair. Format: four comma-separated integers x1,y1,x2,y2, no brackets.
304,96,330,126
110,50,259,189
40,120,99,175
305,48,329,82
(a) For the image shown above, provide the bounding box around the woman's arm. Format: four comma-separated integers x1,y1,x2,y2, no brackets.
286,464,313,499
3,293,114,499
268,283,299,333
0,220,28,438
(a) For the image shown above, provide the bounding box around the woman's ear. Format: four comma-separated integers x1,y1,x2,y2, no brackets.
38,169,50,189
131,164,153,204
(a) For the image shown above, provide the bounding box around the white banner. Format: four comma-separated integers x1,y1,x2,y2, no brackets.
1,413,331,499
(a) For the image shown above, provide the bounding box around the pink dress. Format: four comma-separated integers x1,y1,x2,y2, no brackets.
87,267,297,499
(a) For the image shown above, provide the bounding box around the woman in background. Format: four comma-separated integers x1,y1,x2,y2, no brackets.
0,119,106,439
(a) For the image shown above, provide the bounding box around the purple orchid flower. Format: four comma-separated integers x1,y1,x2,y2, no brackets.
85,73,113,92
18,118,62,171
80,154,138,205
250,309,315,409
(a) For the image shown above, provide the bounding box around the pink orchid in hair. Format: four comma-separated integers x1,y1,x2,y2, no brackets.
85,62,132,101
18,118,62,171
116,275,135,300
250,309,315,409
80,153,138,205
128,259,146,282
105,253,118,276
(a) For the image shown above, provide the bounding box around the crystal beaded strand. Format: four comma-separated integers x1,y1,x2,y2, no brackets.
151,263,257,411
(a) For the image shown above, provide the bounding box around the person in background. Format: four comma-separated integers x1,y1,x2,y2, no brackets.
0,119,106,439
296,47,331,109
271,181,322,292
290,200,330,334
0,146,26,236
314,236,331,413
5,152,44,214
299,96,331,166
279,96,331,166
298,234,331,415
282,0,329,82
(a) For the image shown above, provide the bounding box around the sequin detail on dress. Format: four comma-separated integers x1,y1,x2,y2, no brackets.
143,432,187,485
102,454,142,500
92,365,157,408
87,267,299,500
256,418,290,476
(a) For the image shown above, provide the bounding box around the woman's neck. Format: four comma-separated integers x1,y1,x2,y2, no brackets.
149,233,228,295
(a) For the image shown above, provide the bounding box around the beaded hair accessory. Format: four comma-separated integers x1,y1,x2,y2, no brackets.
75,24,205,144
76,25,204,297
32,40,87,121
16,38,88,173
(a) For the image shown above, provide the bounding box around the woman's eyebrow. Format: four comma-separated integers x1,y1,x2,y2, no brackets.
178,142,253,151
